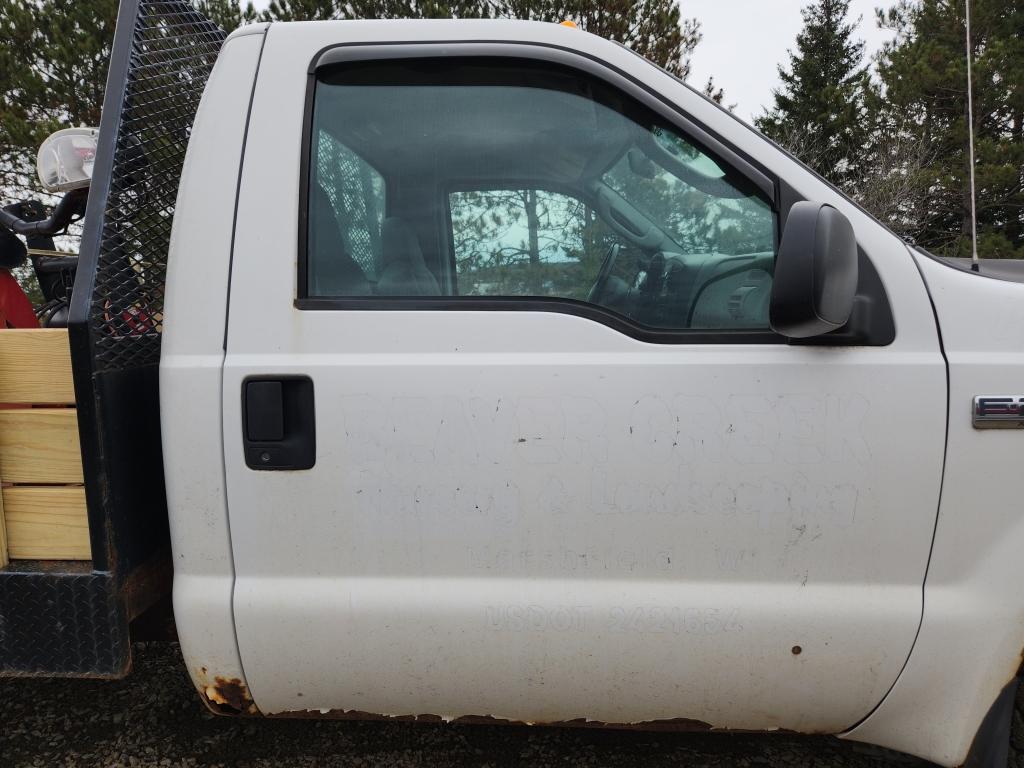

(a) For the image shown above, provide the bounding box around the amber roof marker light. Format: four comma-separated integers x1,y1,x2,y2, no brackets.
559,20,577,28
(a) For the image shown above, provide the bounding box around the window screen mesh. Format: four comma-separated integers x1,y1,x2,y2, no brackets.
314,131,384,282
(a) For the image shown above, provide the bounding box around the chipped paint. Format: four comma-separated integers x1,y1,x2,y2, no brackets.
266,708,715,732
194,667,258,715
262,707,812,734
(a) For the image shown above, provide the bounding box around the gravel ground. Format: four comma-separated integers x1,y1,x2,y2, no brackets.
1,641,1021,768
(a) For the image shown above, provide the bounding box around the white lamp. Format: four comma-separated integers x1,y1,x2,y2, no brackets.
36,127,99,193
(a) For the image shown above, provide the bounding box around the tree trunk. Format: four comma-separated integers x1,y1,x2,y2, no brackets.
961,87,977,255
524,189,540,266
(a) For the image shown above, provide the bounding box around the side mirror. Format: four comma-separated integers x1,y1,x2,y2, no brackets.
770,201,858,339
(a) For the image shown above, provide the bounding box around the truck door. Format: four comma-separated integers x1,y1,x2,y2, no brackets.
222,33,946,733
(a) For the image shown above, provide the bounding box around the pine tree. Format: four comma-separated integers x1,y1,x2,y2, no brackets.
195,0,258,29
0,0,256,204
870,0,1024,258
0,0,119,198
349,0,491,18
260,0,491,22
701,76,734,111
260,0,342,21
260,0,702,78
502,1,701,78
755,0,869,187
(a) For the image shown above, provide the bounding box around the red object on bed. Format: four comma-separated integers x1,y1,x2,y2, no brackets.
0,269,39,328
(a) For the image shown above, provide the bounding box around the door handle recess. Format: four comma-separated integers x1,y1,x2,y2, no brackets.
242,376,315,470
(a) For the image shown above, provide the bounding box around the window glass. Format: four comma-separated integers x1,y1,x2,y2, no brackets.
452,189,591,299
602,129,775,256
309,59,776,330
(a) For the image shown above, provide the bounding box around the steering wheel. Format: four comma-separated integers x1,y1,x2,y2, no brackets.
588,243,620,304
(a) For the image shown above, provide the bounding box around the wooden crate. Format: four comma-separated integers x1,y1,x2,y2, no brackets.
0,329,76,404
0,329,90,566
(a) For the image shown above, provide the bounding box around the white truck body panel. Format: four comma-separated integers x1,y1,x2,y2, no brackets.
161,28,267,708
158,18,1024,766
229,18,944,729
846,254,1024,763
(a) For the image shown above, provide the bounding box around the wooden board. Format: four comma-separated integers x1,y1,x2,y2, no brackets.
0,409,83,484
0,329,87,563
2,486,91,560
0,329,76,405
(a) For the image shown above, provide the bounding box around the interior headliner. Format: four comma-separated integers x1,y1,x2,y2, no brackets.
314,58,638,187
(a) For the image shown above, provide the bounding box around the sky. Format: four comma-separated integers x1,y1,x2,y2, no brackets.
685,0,898,123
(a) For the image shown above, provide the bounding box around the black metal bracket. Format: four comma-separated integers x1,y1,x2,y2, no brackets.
0,188,88,238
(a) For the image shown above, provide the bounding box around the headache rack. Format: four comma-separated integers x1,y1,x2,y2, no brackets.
0,0,223,676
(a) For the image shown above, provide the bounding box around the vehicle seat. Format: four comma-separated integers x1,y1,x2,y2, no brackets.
376,218,440,296
308,184,372,296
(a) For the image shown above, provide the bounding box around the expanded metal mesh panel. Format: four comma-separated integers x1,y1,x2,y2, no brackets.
89,1,225,371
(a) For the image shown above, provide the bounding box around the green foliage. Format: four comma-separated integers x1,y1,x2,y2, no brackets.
871,0,1024,258
195,0,259,29
259,0,337,21
259,0,490,20
701,76,727,108
0,0,118,196
259,0,701,77
753,0,1023,259
501,1,701,78
755,0,870,187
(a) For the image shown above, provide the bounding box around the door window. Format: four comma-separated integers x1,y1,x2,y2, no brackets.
451,189,602,298
307,58,776,330
449,188,648,316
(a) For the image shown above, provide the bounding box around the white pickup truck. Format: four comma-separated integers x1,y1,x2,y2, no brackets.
1,2,1022,767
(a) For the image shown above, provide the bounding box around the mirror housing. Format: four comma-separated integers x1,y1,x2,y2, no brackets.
770,202,858,339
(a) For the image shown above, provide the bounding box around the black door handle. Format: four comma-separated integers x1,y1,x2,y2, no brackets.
242,376,315,470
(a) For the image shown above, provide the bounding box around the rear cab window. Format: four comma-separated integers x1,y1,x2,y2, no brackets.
304,57,777,333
